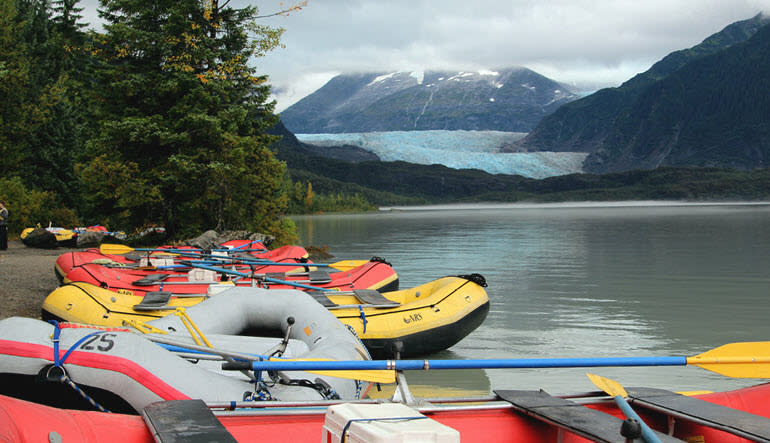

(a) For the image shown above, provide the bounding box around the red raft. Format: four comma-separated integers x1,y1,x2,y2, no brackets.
54,240,300,282
2,382,770,442
60,256,399,295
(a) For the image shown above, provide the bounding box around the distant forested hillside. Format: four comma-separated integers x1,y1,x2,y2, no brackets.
271,122,770,203
511,14,770,174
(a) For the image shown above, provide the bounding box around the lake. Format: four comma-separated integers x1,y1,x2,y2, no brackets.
292,202,770,396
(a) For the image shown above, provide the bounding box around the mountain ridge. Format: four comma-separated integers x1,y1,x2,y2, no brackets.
584,20,770,172
280,67,579,133
508,13,770,173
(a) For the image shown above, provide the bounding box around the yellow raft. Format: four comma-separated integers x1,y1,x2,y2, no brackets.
42,275,490,358
20,226,77,248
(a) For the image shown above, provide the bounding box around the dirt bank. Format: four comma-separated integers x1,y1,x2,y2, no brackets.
0,240,75,320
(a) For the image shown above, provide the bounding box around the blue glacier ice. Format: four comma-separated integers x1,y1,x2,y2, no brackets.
296,130,587,179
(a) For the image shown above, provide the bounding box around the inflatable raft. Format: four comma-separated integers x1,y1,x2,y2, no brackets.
1,288,376,413
59,256,399,295
54,242,306,282
43,275,489,358
21,226,78,248
2,379,770,442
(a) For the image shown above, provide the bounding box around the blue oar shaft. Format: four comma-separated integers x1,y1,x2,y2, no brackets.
244,356,688,372
177,251,337,268
189,263,332,291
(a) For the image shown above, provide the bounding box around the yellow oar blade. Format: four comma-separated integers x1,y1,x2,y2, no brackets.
99,243,136,255
586,372,628,398
269,358,396,384
687,341,770,378
308,369,396,384
329,260,370,271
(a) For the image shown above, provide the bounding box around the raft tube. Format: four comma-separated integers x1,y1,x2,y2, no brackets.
43,275,487,358
54,243,307,282
59,257,398,295
1,288,372,412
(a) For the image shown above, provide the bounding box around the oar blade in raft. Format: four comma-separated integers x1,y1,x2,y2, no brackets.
586,373,663,443
99,243,138,255
274,358,396,384
327,260,370,271
586,372,627,398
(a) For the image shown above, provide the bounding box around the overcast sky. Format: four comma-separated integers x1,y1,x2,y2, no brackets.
79,1,770,111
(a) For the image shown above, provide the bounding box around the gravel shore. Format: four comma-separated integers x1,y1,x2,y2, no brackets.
0,240,76,320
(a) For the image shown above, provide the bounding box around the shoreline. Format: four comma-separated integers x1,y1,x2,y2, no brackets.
0,241,75,320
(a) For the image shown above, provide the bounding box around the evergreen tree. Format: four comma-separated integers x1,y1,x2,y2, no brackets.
15,0,92,209
81,0,292,240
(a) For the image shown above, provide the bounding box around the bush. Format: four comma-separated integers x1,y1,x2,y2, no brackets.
0,177,79,238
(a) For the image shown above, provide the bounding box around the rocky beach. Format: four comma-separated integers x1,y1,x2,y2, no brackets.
0,241,73,320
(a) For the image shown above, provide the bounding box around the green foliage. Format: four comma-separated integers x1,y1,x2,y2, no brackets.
311,193,376,213
285,178,377,214
1,0,94,213
75,0,293,241
0,177,78,237
0,1,36,175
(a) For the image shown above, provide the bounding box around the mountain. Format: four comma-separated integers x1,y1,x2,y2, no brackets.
509,13,770,171
583,20,770,172
280,68,579,133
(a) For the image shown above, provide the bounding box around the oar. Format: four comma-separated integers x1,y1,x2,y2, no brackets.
100,244,202,255
100,243,369,271
586,373,662,443
146,336,394,383
99,243,265,256
181,258,370,271
220,341,770,378
187,263,336,291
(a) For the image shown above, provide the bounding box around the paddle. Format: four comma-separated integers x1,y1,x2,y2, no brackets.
186,263,336,291
220,341,770,378
180,258,370,272
99,243,264,256
146,335,395,383
100,244,202,255
586,373,662,443
99,243,369,271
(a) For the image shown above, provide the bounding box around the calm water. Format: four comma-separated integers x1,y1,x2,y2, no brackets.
292,202,770,396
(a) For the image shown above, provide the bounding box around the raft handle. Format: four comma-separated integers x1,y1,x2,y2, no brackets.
222,361,251,371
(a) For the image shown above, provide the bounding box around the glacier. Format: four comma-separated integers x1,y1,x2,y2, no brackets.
296,130,588,179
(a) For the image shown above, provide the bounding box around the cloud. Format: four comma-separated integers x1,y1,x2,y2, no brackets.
77,0,770,111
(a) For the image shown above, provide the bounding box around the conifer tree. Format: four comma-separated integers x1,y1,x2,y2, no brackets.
0,2,26,168
82,0,293,240
15,0,92,209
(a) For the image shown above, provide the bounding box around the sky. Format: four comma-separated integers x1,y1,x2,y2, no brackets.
79,1,770,112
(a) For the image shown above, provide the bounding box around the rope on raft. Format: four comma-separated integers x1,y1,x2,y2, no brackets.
46,320,111,413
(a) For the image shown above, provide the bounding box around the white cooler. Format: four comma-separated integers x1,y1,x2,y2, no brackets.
322,403,460,443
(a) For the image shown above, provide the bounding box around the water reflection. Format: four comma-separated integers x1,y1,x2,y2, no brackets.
293,203,770,394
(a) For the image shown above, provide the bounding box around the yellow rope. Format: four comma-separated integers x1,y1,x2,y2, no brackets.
122,319,167,334
121,309,211,348
174,307,213,348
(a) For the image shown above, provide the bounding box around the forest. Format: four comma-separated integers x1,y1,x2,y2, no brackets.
0,0,344,244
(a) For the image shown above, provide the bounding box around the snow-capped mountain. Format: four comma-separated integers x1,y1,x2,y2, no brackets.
281,68,579,134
